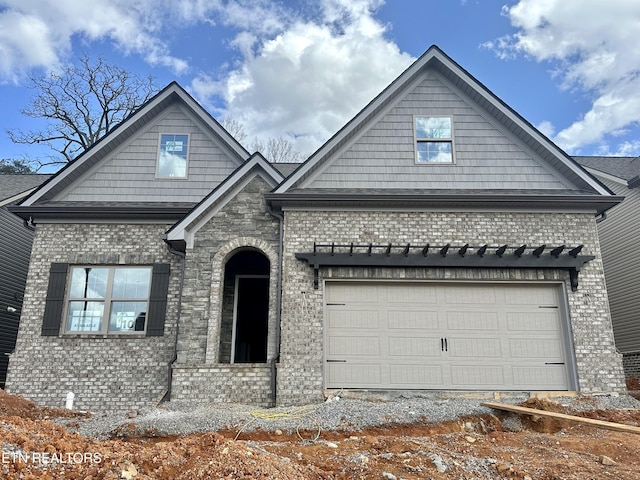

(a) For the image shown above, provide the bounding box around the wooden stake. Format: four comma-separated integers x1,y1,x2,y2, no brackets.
481,401,640,435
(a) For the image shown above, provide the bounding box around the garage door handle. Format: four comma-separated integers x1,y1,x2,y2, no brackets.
326,359,347,363
444,338,448,352
545,362,565,365
441,338,448,352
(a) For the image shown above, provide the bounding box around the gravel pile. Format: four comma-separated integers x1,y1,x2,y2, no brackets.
67,391,640,440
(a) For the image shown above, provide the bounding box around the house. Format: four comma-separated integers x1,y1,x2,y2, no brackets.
574,156,640,379
5,46,627,412
0,174,51,387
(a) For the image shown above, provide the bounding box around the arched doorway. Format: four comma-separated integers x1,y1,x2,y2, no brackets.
219,249,270,363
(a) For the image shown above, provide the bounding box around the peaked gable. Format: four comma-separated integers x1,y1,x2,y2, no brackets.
20,82,250,207
275,46,610,197
166,154,284,250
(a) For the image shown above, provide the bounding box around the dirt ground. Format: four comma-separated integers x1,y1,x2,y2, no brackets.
1,387,640,480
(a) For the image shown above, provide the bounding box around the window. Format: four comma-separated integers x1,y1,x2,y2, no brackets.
64,266,152,334
415,116,454,163
157,134,189,177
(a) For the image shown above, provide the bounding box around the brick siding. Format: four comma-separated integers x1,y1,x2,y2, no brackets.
5,223,180,413
278,210,626,405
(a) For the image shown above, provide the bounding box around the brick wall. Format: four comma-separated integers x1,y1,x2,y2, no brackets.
5,223,180,413
623,353,640,380
278,210,626,405
171,364,272,405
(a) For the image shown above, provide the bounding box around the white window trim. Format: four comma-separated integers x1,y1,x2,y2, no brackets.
156,133,190,179
413,115,456,165
63,266,152,335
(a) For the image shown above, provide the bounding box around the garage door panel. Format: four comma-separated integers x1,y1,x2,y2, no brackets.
506,311,560,332
389,364,444,386
444,286,497,305
509,338,564,359
385,283,437,304
504,286,558,305
388,336,442,357
449,337,503,358
446,311,499,330
511,366,567,389
327,363,381,385
327,308,380,329
451,364,505,386
326,283,381,303
324,282,571,391
388,310,439,329
327,335,380,356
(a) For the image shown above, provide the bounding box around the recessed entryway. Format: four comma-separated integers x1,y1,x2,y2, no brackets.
219,250,269,363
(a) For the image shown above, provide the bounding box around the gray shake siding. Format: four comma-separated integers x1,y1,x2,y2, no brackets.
59,104,241,203
305,72,572,190
5,224,180,412
277,210,626,405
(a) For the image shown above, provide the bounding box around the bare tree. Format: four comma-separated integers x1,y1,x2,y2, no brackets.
8,55,158,170
251,136,304,163
220,117,304,163
220,116,248,145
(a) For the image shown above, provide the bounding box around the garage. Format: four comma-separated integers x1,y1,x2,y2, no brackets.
324,281,575,391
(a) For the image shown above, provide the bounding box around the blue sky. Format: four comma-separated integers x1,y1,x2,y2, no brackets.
1,0,639,171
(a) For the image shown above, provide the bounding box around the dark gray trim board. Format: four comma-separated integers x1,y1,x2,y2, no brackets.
9,205,195,222
267,193,623,215
296,243,594,291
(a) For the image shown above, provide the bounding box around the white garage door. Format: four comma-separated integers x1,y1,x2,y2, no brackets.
324,282,572,391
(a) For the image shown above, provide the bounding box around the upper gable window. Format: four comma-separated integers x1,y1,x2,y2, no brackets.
157,134,189,178
415,117,454,164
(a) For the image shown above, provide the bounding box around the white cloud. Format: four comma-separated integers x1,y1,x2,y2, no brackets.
536,120,555,139
0,0,412,157
191,0,413,156
486,0,640,155
0,0,214,81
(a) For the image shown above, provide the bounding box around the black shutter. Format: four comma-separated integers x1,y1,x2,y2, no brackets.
146,263,171,337
42,263,68,336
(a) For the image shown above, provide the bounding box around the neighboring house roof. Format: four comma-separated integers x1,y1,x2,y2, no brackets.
274,45,612,201
573,156,640,186
0,174,52,207
166,153,284,250
18,82,250,207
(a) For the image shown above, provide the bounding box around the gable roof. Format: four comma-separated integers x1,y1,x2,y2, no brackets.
274,45,611,198
19,82,250,207
0,174,52,207
165,153,284,250
574,156,640,186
